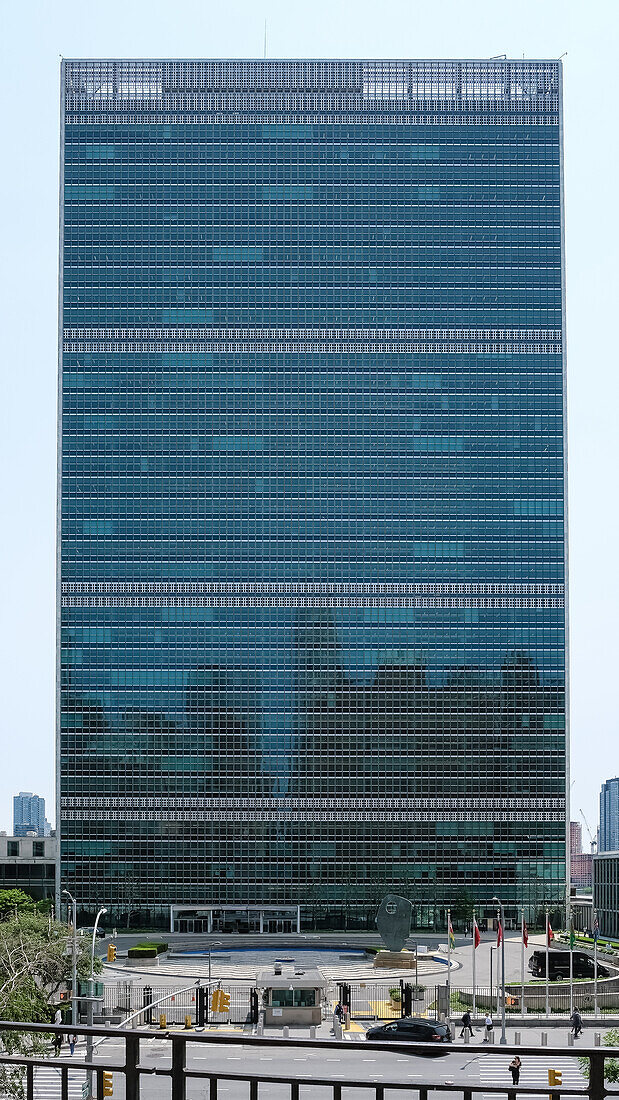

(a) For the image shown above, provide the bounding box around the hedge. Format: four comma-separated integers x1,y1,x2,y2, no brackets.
127,946,157,959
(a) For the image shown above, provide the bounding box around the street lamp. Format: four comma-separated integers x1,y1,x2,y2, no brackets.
492,896,507,1045
86,907,107,1100
91,908,108,981
62,889,78,1027
208,940,222,984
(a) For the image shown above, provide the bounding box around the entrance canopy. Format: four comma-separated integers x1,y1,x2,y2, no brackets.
170,904,301,934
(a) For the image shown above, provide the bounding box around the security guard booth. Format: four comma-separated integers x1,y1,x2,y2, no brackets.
257,968,326,1026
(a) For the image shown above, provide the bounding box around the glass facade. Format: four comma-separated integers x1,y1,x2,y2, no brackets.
599,778,619,853
58,59,567,928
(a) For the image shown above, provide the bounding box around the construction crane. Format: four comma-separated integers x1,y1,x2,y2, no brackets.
579,808,597,853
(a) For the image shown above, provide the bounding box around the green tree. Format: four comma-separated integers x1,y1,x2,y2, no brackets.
0,891,37,921
0,911,98,1098
579,1028,619,1083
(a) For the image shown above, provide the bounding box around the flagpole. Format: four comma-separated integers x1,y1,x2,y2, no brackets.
446,908,451,1017
545,907,550,1017
472,909,477,1017
521,908,525,1019
594,910,599,1017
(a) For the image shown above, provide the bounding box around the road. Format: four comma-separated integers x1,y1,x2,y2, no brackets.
57,1027,590,1100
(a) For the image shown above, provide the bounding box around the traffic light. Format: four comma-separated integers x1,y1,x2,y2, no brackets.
210,989,230,1013
102,1071,113,1096
107,944,117,962
548,1069,562,1087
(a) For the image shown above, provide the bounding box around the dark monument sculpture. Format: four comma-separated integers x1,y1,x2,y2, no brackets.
376,893,413,952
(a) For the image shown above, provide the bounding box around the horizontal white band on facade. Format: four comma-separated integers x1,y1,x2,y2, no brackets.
61,809,564,823
62,797,564,810
62,596,565,609
63,341,563,356
64,328,562,341
63,582,564,595
65,113,558,128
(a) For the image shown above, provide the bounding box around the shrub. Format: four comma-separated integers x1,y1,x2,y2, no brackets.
133,941,167,954
579,1028,619,1082
389,987,401,1001
127,946,157,959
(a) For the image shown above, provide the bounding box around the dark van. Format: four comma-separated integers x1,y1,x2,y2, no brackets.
528,949,609,980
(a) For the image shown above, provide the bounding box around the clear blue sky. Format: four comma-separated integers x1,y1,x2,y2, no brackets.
0,0,616,842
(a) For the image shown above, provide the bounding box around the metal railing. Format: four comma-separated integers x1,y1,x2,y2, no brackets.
0,1020,618,1100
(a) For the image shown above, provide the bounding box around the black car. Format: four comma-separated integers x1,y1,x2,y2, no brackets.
366,1017,452,1051
528,949,609,980
79,926,106,939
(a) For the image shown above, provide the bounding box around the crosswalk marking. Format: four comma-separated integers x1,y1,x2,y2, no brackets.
31,1053,87,1100
478,1054,587,1099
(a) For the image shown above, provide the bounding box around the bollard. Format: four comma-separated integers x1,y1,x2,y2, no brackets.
344,1011,351,1031
490,1030,495,1044
310,1026,316,1039
159,1014,166,1030
464,1031,469,1044
283,1026,289,1039
257,1020,263,1036
541,1033,548,1046
595,1033,601,1047
568,1033,574,1046
184,1015,192,1030
514,1033,520,1045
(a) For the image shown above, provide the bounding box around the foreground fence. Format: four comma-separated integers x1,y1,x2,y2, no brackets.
0,1021,616,1100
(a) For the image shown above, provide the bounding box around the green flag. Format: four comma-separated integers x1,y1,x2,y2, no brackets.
569,927,575,950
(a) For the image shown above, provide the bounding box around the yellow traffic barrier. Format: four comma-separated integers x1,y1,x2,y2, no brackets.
159,1013,166,1029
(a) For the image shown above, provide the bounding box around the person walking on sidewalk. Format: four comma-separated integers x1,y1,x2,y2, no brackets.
509,1055,522,1085
570,1009,583,1038
460,1010,474,1038
483,1013,494,1042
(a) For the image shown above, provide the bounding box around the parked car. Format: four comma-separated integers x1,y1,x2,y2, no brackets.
528,949,609,980
79,926,106,939
366,1017,452,1051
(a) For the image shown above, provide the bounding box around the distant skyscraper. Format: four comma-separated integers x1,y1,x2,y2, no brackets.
599,779,619,852
58,58,567,928
570,821,582,857
13,793,51,837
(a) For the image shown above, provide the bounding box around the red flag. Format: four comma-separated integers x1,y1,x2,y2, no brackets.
473,920,481,949
522,919,529,948
497,921,503,947
547,920,554,946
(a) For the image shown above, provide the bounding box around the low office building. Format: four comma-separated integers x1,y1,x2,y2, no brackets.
571,853,593,892
0,835,56,902
593,850,619,938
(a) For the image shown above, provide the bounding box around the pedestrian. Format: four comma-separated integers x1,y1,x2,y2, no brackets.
570,1009,583,1038
52,1031,62,1057
69,1034,77,1056
460,1010,474,1038
54,1009,62,1026
483,1013,493,1042
334,1001,343,1021
509,1055,522,1085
